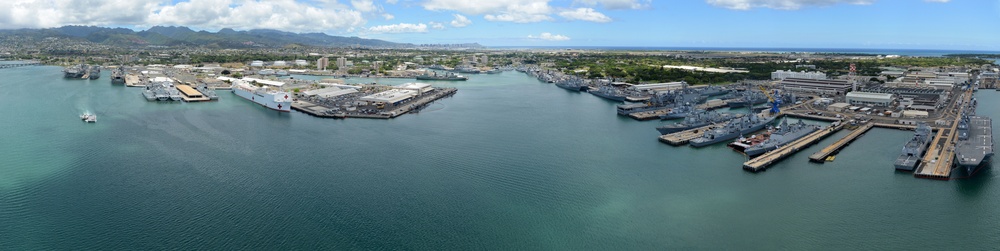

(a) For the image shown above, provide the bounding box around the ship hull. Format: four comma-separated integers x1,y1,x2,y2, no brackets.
590,91,626,102
953,155,992,178
233,87,291,112
690,119,773,147
743,126,818,156
656,122,706,135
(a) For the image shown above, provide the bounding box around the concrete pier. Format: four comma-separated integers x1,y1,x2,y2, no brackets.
657,124,719,146
807,123,872,162
628,108,672,121
293,88,457,119
743,122,845,172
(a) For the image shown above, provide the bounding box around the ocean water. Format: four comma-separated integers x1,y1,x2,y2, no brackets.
0,65,998,249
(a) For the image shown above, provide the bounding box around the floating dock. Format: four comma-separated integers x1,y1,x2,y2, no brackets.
743,122,845,172
807,123,873,162
657,124,719,146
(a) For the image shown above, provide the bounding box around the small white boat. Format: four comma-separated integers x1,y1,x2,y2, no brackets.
80,113,96,123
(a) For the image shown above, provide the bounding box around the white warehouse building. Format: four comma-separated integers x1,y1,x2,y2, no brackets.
360,89,418,105
771,70,827,80
394,83,433,94
846,92,894,107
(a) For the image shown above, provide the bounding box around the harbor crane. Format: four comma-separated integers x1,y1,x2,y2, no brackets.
758,85,781,115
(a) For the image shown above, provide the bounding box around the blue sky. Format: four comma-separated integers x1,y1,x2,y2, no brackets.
1,0,997,49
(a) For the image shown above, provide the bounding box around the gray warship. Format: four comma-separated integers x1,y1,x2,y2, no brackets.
64,64,85,78
894,122,933,171
690,112,775,147
727,90,768,108
953,100,994,177
197,83,219,100
589,85,627,102
555,79,588,92
658,104,694,120
656,110,742,135
111,66,125,84
742,119,820,156
87,65,101,80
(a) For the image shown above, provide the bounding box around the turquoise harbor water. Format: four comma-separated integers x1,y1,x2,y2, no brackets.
1,65,999,249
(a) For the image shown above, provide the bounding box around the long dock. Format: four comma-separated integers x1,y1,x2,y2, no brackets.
913,89,972,180
743,122,845,172
807,123,873,162
0,61,42,69
628,108,672,121
657,124,719,146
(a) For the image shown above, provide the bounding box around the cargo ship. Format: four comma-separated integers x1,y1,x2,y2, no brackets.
232,79,292,112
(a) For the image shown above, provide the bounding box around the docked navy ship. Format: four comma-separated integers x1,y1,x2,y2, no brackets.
197,83,219,100
658,104,693,120
894,122,933,171
656,110,742,135
453,65,481,74
64,64,85,78
695,85,730,97
690,112,775,147
555,79,588,92
727,90,768,108
416,71,468,81
111,66,125,85
953,111,994,177
589,85,627,102
87,65,101,80
742,119,820,156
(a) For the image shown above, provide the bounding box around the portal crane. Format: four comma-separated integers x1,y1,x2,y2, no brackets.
758,85,780,115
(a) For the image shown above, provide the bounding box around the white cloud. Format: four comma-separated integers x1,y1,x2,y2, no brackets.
574,0,650,9
706,0,874,10
351,0,378,12
528,32,570,41
558,8,612,22
450,14,472,27
423,0,553,23
382,13,395,20
386,0,399,4
0,0,369,33
368,23,428,33
429,22,445,29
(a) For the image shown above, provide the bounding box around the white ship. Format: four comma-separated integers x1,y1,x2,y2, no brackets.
231,79,292,112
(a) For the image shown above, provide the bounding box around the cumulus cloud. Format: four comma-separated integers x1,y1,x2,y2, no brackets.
428,22,445,29
0,0,369,33
382,13,395,20
368,23,429,33
450,14,472,27
574,0,650,9
706,0,874,10
351,0,378,12
528,32,570,41
386,0,399,4
558,8,612,22
423,0,554,23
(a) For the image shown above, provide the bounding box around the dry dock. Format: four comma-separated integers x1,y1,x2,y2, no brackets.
807,123,873,162
743,122,846,172
658,124,719,146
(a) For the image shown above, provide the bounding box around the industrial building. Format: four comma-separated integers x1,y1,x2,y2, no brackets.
629,82,687,92
360,89,418,105
395,83,433,94
827,103,850,112
846,92,894,107
303,87,359,98
779,78,852,95
294,60,309,66
250,61,264,67
864,87,946,109
771,70,826,80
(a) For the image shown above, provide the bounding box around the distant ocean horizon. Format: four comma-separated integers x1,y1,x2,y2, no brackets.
488,46,1000,57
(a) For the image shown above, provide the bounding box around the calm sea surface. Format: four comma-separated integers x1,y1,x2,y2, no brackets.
1,65,998,249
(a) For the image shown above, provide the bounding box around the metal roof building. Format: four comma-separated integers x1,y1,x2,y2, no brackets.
779,78,852,95
846,92,894,106
360,89,418,105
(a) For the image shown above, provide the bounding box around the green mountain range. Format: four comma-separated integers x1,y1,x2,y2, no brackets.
0,25,424,48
